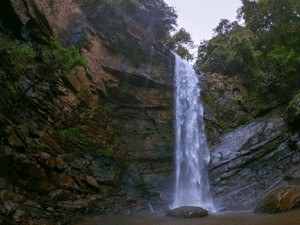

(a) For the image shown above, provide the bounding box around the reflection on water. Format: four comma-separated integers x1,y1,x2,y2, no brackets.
73,209,300,225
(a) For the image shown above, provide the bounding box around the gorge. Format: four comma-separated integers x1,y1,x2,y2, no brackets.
0,0,299,225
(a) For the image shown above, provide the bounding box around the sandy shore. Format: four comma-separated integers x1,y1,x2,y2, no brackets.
73,209,300,225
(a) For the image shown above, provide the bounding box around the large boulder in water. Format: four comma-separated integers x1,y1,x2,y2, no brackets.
254,185,300,213
166,206,209,218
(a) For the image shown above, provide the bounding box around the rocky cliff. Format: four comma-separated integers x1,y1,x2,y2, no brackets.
202,73,300,211
0,0,175,224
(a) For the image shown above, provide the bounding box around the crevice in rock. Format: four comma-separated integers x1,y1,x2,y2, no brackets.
0,0,23,36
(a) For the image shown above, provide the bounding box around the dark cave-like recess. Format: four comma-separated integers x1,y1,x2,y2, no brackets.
0,0,23,36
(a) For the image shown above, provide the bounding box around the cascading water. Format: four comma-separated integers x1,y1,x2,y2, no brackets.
172,53,214,211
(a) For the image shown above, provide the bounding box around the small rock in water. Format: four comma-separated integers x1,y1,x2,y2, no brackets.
166,206,209,218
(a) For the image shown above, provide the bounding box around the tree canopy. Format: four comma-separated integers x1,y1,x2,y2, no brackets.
196,0,300,100
167,28,194,61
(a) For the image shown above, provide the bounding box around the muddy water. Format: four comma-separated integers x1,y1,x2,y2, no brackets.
74,209,300,225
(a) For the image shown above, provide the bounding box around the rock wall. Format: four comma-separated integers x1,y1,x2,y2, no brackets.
0,0,175,224
202,73,300,211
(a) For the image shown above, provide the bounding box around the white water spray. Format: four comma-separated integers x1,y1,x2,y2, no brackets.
172,54,214,211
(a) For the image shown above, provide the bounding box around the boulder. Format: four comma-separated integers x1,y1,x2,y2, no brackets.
166,206,209,218
85,175,100,189
254,185,300,213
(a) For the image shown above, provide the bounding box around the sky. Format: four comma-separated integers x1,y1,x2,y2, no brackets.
164,0,242,44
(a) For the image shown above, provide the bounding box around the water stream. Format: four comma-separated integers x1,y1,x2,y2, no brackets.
172,54,214,211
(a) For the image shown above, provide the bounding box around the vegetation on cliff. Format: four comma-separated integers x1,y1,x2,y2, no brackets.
196,0,300,111
0,31,87,115
86,0,193,65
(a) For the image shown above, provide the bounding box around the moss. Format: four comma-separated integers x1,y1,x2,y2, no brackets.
205,120,215,130
0,32,87,107
58,127,115,157
98,147,114,157
36,142,50,151
288,92,300,112
286,92,300,127
149,73,162,80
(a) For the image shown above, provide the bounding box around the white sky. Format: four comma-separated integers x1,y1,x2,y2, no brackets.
164,0,242,43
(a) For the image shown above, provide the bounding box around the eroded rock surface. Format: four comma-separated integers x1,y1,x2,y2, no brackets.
254,185,300,213
203,73,300,211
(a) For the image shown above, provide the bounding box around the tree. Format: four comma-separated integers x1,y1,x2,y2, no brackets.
168,28,194,61
196,0,300,102
197,21,258,75
238,0,300,49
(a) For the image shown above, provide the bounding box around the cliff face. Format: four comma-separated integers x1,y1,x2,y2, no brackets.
202,73,300,211
0,0,174,224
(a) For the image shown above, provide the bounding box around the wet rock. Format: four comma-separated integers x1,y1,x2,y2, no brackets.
41,133,61,153
8,130,25,152
1,201,18,215
58,173,78,190
254,185,300,213
27,164,44,179
90,161,116,183
0,216,14,225
49,189,73,203
55,156,67,171
85,175,99,189
15,125,29,142
71,158,89,171
44,155,67,172
20,219,56,225
0,178,7,189
12,209,26,223
35,152,51,165
58,198,94,212
46,157,57,169
209,115,300,210
167,206,209,218
126,195,137,204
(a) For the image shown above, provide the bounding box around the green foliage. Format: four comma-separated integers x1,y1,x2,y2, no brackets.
10,44,36,75
168,28,194,61
197,23,259,75
59,128,82,141
196,0,300,102
40,37,88,76
0,32,87,108
98,147,114,157
37,141,50,151
288,92,300,112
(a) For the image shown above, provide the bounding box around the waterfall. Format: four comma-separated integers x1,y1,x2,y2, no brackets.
172,53,214,211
